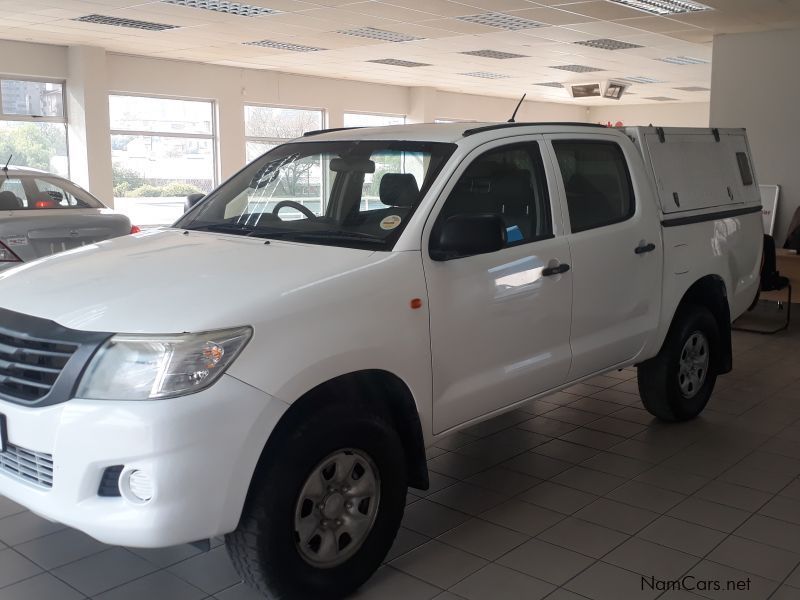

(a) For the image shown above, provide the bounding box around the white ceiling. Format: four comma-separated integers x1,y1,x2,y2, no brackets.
2,0,800,105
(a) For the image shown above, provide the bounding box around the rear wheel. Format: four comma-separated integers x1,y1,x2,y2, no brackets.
638,304,720,421
226,403,407,599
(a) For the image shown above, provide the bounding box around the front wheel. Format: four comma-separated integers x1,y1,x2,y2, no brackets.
638,304,720,421
226,404,408,599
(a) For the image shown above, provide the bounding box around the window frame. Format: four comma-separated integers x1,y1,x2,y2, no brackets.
430,140,555,255
244,103,326,151
108,92,219,188
551,139,636,234
0,75,67,123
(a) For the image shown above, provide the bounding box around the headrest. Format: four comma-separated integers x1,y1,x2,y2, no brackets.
379,173,419,207
0,191,22,210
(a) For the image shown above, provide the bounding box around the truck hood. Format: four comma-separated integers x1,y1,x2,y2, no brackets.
0,228,381,333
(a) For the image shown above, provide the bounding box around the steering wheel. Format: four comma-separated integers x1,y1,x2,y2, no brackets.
272,200,317,220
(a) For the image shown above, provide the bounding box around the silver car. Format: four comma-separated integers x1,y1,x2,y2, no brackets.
0,166,132,271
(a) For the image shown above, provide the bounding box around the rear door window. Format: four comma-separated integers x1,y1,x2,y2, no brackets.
0,178,27,209
553,141,634,233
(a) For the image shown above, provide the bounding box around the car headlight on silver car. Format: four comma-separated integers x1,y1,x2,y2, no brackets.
76,327,252,400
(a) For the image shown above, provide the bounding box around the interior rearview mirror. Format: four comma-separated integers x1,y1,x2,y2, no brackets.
185,193,205,212
330,157,376,173
430,213,506,261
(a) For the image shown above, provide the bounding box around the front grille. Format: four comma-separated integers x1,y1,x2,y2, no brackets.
0,332,77,402
0,442,53,488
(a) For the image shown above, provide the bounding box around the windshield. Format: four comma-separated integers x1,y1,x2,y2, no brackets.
176,140,456,250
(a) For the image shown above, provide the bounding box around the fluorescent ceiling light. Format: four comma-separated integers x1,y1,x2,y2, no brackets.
161,0,279,17
457,12,547,30
606,0,712,15
550,64,605,73
575,38,643,50
621,75,665,83
368,59,431,67
244,40,325,51
645,96,678,101
535,82,564,88
673,86,710,91
461,72,511,79
461,50,528,59
72,14,178,31
656,56,710,65
336,27,423,42
571,83,601,98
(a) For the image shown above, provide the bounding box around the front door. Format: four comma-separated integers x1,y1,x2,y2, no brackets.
423,138,573,433
544,134,662,379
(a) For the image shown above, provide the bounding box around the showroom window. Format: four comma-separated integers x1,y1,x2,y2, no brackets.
109,94,216,226
244,105,324,162
343,112,405,128
0,77,69,177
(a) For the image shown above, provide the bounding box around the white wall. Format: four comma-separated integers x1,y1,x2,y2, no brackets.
588,102,709,127
711,29,800,244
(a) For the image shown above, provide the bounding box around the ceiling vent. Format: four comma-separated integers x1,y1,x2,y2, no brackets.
336,27,423,42
575,38,643,50
72,14,179,31
461,72,511,79
621,75,664,84
161,0,279,17
656,55,710,65
605,0,712,15
673,86,710,91
244,40,325,51
535,82,564,88
461,50,528,60
457,12,547,30
550,64,605,73
645,96,678,101
368,59,431,67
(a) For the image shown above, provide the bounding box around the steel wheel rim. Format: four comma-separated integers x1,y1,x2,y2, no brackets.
678,330,710,399
293,448,381,568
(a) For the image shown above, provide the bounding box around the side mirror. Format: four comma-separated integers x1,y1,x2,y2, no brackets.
430,213,506,261
185,193,205,212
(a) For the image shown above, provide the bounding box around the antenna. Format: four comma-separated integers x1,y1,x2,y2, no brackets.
2,154,10,178
507,94,526,123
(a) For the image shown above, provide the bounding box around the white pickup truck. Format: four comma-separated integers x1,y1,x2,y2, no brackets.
0,123,762,599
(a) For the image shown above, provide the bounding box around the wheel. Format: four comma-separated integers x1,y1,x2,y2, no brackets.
226,402,408,599
638,304,720,421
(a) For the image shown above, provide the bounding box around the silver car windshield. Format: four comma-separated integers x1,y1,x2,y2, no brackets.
176,140,456,250
0,175,104,210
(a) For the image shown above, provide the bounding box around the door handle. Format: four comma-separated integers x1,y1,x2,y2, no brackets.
635,242,656,255
542,263,570,276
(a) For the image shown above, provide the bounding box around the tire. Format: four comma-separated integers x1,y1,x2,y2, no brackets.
226,401,408,600
638,304,721,422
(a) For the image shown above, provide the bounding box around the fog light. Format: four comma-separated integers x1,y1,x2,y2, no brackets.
127,470,154,502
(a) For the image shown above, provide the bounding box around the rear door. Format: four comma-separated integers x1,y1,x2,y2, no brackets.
544,133,662,379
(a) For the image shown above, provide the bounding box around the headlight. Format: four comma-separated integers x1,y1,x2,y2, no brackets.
76,326,252,400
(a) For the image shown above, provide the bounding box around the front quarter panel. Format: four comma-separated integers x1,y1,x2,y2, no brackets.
226,250,434,444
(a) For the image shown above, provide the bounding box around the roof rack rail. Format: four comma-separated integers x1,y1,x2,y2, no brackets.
303,127,364,137
462,122,607,137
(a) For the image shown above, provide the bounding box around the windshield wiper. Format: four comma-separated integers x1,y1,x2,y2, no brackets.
190,223,257,236
271,230,386,244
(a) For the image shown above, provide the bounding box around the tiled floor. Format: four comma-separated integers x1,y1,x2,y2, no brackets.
2,325,800,600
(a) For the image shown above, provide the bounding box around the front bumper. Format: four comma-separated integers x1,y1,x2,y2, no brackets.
0,374,288,547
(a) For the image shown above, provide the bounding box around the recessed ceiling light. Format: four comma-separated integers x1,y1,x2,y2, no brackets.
457,12,547,31
656,55,710,65
244,40,325,51
461,50,528,59
575,38,643,50
571,83,601,98
368,58,431,67
550,64,605,73
535,82,564,88
645,96,678,101
621,75,665,83
673,86,710,91
461,72,511,79
336,27,423,42
606,0,712,15
72,14,178,31
161,0,278,17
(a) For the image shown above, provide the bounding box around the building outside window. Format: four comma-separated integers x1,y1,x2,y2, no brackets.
0,78,68,177
110,94,216,226
244,105,323,162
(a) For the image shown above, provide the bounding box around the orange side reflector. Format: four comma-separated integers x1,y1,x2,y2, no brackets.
410,298,423,310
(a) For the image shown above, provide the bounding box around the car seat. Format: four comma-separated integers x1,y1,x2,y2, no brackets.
0,191,22,210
